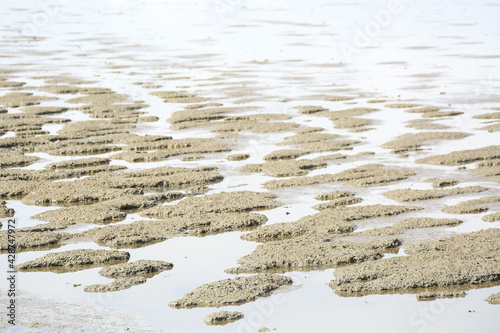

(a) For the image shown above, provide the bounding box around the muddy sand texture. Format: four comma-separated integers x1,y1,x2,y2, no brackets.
0,201,14,217
382,132,470,153
330,253,500,295
360,217,462,236
416,145,500,165
32,192,184,225
45,157,110,169
17,249,130,271
141,191,278,218
227,153,250,161
227,238,400,273
416,291,466,301
204,311,244,325
441,195,500,215
383,186,488,202
0,149,39,168
240,159,327,177
169,274,292,308
0,230,70,252
264,164,416,189
242,204,422,242
84,213,267,247
405,228,500,255
84,277,147,293
486,292,500,305
99,260,173,278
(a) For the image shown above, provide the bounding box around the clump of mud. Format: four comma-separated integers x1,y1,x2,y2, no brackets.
405,229,500,255
227,238,400,273
0,230,69,252
416,291,466,301
486,292,500,304
0,149,39,168
416,145,500,165
0,92,57,107
17,249,130,272
383,186,487,202
263,149,309,160
169,274,292,307
314,190,354,201
141,191,279,218
240,159,326,177
264,164,416,189
227,153,250,161
382,132,470,154
204,311,244,325
45,157,110,169
441,195,500,215
360,218,462,236
427,178,459,188
99,260,173,278
0,201,14,218
84,213,267,247
242,204,421,242
330,253,500,295
84,277,146,292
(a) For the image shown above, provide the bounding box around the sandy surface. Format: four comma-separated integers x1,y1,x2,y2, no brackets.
1,0,500,332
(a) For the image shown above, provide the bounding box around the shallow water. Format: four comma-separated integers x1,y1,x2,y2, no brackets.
1,0,500,332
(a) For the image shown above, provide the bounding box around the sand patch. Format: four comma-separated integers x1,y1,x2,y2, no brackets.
360,218,462,236
227,237,400,273
84,277,146,292
382,132,471,153
99,260,173,278
416,145,500,165
486,292,500,304
0,149,39,168
0,201,14,217
204,311,244,325
416,291,466,301
17,249,130,272
0,230,69,252
169,274,292,308
330,253,500,295
441,195,500,214
0,92,57,107
405,229,500,255
242,204,421,242
240,159,326,177
141,191,278,218
383,186,487,202
264,164,416,189
227,153,250,161
45,157,110,169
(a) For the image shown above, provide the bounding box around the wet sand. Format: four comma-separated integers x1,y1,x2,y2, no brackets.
1,0,500,332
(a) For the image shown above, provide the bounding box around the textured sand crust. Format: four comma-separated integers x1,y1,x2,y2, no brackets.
359,217,462,236
242,204,421,242
227,237,400,273
99,260,173,278
383,186,488,202
32,192,183,225
416,291,466,301
141,191,279,218
84,276,147,292
203,311,244,325
83,213,267,247
264,164,416,189
382,131,470,153
169,275,292,308
416,145,500,165
0,148,39,167
240,159,327,177
330,253,500,295
45,157,110,169
17,249,130,272
486,292,500,304
0,200,14,217
441,195,500,216
405,229,500,255
227,153,250,161
0,230,69,252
